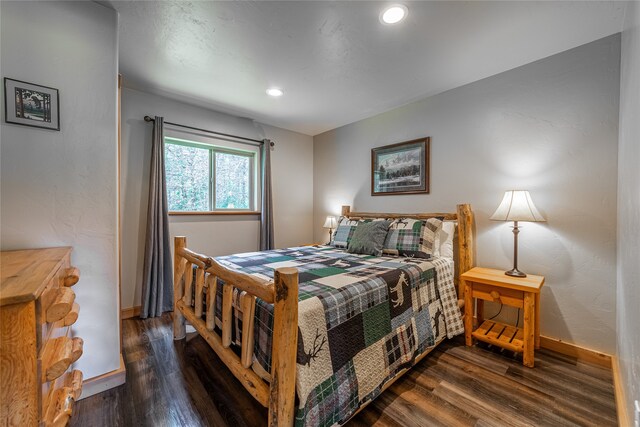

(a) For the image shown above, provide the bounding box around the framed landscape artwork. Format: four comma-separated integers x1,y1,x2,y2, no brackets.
4,78,60,130
371,137,430,195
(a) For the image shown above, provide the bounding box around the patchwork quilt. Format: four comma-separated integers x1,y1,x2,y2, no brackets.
210,245,464,427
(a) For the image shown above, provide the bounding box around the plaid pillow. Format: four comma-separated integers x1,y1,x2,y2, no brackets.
382,217,443,258
347,220,391,256
330,217,359,248
330,217,387,248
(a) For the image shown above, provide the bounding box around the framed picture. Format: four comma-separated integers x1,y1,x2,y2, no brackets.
4,78,60,130
371,137,430,195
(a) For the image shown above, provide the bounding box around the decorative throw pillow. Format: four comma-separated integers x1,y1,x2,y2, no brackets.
382,217,443,258
437,221,456,259
347,220,391,256
330,217,387,248
330,216,360,248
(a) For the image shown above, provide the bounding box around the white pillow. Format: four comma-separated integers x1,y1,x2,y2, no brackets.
437,222,456,259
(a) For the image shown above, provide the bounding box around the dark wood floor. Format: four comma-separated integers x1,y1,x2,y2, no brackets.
72,314,617,427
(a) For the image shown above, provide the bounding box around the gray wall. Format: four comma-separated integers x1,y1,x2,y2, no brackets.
0,1,120,380
617,1,640,421
313,35,620,354
121,87,314,310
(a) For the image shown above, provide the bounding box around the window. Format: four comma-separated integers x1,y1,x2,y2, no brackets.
164,136,257,212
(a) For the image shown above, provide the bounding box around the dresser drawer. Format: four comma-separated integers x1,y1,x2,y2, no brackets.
40,263,82,427
40,332,84,424
43,387,74,427
41,335,83,383
39,264,81,356
42,370,83,427
471,282,524,307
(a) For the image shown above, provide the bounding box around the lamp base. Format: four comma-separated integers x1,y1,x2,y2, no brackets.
505,268,527,278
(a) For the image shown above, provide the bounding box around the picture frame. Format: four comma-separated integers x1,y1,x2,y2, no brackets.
4,78,60,130
371,137,430,196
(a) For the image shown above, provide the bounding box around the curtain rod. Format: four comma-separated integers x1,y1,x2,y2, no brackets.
144,116,274,147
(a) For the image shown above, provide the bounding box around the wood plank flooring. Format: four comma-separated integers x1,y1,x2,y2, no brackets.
71,314,617,427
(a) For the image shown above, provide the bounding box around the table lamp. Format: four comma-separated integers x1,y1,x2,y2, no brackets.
323,216,337,244
490,190,545,277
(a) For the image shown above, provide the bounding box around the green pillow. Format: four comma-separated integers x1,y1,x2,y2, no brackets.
347,220,391,256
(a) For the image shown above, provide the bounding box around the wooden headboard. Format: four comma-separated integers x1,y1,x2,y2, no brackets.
340,204,475,297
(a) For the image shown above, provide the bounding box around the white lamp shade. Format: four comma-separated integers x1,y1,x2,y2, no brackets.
323,216,338,229
490,190,546,222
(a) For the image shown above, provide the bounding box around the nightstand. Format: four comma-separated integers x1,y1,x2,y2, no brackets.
461,267,545,367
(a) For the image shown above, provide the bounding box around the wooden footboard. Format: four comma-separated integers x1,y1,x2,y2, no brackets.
173,236,298,426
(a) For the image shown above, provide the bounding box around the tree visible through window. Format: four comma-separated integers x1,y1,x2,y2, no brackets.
164,137,255,212
165,143,210,211
215,152,250,209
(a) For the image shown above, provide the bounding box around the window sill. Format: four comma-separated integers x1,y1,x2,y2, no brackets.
169,211,261,216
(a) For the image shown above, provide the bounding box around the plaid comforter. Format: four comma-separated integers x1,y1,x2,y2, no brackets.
211,245,464,427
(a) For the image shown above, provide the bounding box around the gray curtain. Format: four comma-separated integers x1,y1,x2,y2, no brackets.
141,116,174,318
260,139,274,250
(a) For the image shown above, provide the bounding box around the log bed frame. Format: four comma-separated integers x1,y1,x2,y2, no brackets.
172,204,475,426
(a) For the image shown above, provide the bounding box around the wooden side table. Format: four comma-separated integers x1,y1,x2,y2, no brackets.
461,267,545,367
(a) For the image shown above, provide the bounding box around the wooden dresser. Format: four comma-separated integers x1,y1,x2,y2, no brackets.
1,247,83,427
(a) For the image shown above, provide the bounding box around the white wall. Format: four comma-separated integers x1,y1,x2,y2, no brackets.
313,35,620,354
121,87,313,309
0,1,120,379
617,1,640,421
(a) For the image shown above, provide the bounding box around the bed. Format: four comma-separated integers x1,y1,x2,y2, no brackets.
172,204,475,426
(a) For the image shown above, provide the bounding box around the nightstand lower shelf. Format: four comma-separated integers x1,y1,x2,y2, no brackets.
472,320,524,353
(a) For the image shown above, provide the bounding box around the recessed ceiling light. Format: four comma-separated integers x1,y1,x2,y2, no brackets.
380,4,408,25
266,88,284,97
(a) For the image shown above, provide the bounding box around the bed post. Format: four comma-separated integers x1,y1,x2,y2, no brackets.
173,236,187,340
456,204,475,295
341,205,351,217
269,267,299,427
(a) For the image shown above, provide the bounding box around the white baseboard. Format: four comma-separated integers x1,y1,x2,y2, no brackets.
78,353,126,400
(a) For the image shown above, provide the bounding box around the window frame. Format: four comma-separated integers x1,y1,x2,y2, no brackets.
164,136,260,215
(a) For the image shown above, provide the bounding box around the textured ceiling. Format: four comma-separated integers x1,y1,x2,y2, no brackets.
112,1,625,135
